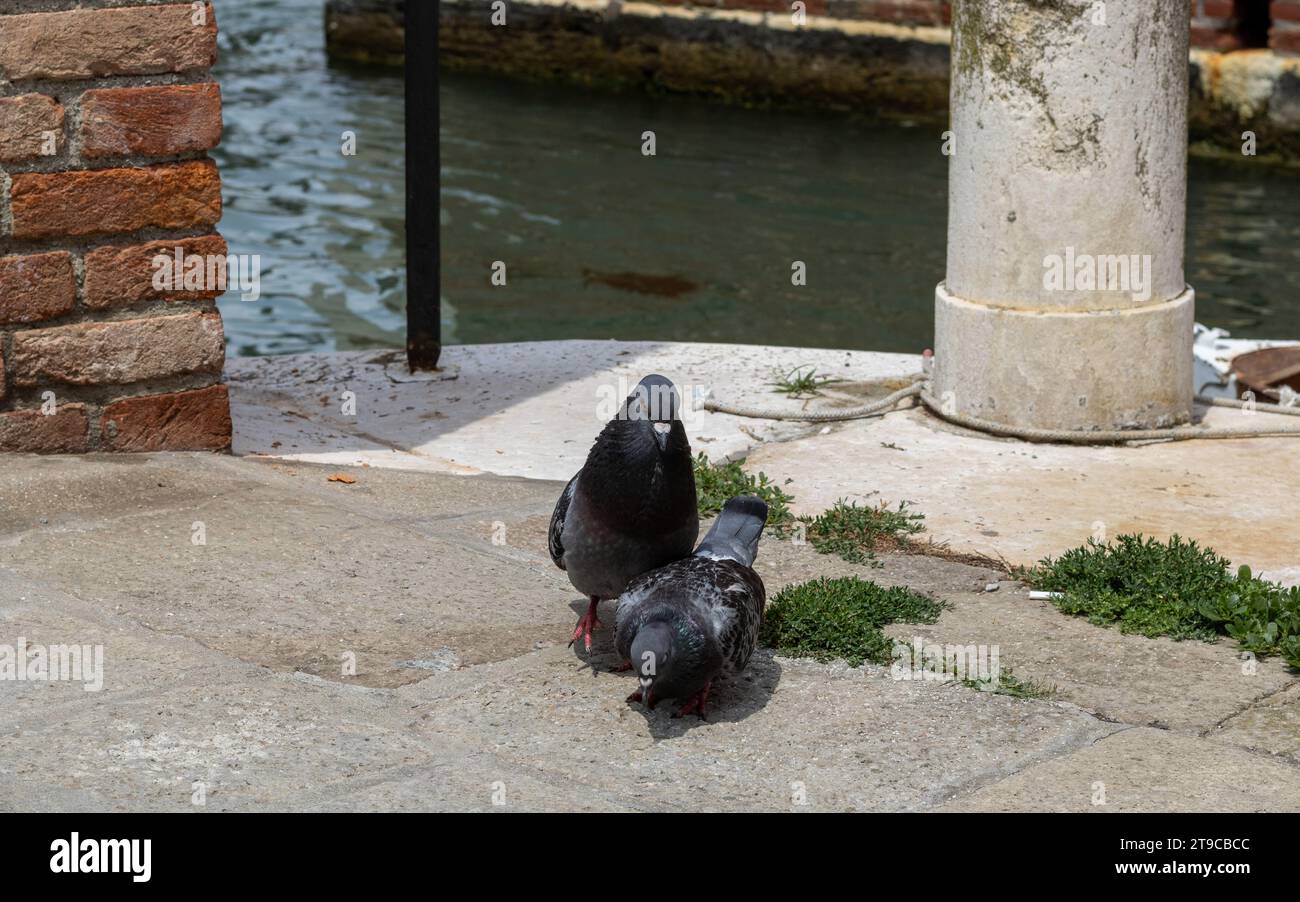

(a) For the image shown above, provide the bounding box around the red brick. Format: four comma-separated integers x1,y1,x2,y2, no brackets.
0,252,75,325
1272,2,1300,23
0,404,89,454
10,160,221,240
1198,0,1236,17
828,0,949,25
1273,5,1300,55
1273,25,1300,53
0,4,216,81
9,312,225,387
101,384,231,452
84,235,229,310
80,83,223,159
0,340,5,400
1192,24,1244,51
0,94,64,163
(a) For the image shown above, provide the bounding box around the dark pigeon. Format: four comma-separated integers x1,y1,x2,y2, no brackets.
614,495,768,719
549,374,699,652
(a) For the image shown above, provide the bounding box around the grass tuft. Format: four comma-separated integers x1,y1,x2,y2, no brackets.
768,365,843,399
800,499,926,566
1030,534,1300,668
693,453,796,535
760,576,947,667
960,667,1059,700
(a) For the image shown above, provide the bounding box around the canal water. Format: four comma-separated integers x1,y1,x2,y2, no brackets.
214,0,1300,357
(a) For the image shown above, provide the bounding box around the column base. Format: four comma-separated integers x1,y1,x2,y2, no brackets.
932,283,1195,432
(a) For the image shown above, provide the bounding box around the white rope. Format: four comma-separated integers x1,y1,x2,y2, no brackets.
703,380,927,422
702,378,1300,444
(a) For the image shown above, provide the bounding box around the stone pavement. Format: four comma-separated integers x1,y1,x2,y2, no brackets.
2,452,1296,811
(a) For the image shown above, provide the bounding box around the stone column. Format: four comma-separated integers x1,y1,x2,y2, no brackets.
934,0,1194,432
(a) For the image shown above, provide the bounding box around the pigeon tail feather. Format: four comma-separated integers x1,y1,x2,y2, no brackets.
695,495,768,567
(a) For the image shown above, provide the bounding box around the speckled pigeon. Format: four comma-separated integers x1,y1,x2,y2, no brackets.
614,495,768,719
548,374,699,652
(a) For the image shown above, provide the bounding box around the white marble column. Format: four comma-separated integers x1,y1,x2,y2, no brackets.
934,0,1194,431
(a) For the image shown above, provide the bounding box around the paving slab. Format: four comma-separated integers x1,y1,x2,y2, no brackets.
1208,684,1300,762
0,571,431,812
391,645,1115,812
0,453,1110,811
0,455,578,687
749,540,1298,733
2,451,1294,811
936,727,1300,812
873,582,1297,734
0,569,236,728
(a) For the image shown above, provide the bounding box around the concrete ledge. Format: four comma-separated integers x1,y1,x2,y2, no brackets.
226,341,921,479
932,284,1195,432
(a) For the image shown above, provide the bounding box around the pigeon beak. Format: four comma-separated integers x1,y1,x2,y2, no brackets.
643,687,657,710
652,421,671,451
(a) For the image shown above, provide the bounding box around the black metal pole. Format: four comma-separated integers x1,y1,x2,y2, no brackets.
405,0,440,370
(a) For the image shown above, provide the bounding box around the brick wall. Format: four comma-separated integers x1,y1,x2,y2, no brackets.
0,1,231,454
1187,0,1277,50
1192,1,1242,50
1274,1,1300,53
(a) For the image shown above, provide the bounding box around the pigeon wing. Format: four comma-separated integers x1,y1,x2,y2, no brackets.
711,560,766,672
548,474,578,570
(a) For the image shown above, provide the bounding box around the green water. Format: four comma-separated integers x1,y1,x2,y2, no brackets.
214,0,1300,357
